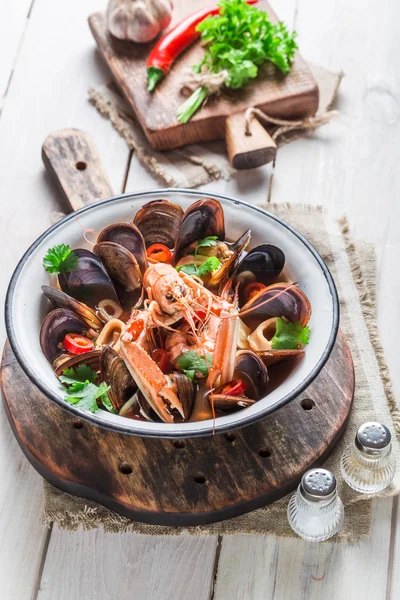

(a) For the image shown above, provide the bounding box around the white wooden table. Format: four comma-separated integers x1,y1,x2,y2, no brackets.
0,1,399,598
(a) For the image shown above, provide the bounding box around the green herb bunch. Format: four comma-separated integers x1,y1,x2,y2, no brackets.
178,0,298,122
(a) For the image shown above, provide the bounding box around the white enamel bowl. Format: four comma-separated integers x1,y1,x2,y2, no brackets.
5,189,339,438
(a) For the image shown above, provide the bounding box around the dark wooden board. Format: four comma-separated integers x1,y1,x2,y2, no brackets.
1,333,354,526
88,0,319,151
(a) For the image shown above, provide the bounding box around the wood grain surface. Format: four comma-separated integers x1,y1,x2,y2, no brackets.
88,0,319,151
42,129,114,211
2,331,353,526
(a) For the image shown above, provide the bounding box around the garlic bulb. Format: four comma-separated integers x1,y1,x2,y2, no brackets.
107,0,173,43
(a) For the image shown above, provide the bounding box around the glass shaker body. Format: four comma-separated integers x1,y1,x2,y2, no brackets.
340,423,396,494
287,469,344,542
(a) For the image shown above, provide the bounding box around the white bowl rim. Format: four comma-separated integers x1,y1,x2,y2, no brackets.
5,188,339,438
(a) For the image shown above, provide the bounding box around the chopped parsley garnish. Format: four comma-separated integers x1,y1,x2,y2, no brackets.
60,365,115,414
271,318,310,350
176,351,213,381
43,244,78,274
176,237,221,277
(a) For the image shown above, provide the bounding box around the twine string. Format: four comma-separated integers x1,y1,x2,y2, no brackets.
244,107,339,140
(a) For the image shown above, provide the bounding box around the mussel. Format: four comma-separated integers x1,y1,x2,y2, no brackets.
100,346,137,411
173,198,225,265
97,223,148,275
208,350,269,413
133,199,184,248
58,249,119,310
41,285,103,332
234,350,269,400
240,283,311,330
53,350,101,377
173,372,195,420
208,229,251,287
246,317,305,366
93,241,144,309
40,308,89,363
235,244,285,301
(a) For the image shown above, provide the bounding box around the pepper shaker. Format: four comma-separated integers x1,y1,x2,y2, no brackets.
340,422,396,493
287,468,344,542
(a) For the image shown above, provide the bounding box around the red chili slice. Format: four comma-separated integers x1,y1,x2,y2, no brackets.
243,282,267,303
152,349,172,374
146,244,173,264
146,0,258,91
194,310,207,321
220,379,247,397
62,333,94,355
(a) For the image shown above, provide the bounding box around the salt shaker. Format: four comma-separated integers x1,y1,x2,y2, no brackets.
287,468,344,542
340,422,396,493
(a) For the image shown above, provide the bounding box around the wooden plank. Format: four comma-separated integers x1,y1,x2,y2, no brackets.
37,531,218,600
214,498,393,600
0,0,130,597
0,0,33,109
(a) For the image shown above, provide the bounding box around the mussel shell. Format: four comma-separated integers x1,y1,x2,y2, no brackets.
97,223,148,275
41,285,103,331
58,249,119,310
173,372,195,420
240,283,311,330
258,349,304,367
235,350,269,401
100,346,137,411
53,350,101,377
94,242,141,291
40,308,88,363
137,390,161,422
173,198,225,265
235,244,285,295
133,199,184,248
212,395,255,413
208,229,251,287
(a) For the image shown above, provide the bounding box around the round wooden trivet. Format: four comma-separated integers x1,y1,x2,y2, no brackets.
1,331,354,526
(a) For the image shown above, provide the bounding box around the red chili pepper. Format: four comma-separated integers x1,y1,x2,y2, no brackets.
62,333,94,355
194,309,207,321
220,379,246,397
146,0,259,92
152,349,172,374
146,243,173,264
243,282,267,303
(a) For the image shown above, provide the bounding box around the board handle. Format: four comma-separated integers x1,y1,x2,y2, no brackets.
42,129,113,212
226,112,277,170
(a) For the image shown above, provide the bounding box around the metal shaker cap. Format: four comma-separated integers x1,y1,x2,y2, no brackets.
300,468,337,502
356,422,391,456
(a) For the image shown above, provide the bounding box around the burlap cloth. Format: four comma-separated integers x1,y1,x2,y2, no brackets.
88,62,343,188
43,204,400,541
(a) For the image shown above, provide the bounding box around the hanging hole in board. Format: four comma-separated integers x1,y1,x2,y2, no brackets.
194,473,206,484
225,433,236,443
73,420,83,430
119,463,133,475
301,398,315,411
75,161,87,171
259,448,271,458
173,440,186,449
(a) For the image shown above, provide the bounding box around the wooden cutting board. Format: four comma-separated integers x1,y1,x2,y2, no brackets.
89,0,319,168
0,129,354,526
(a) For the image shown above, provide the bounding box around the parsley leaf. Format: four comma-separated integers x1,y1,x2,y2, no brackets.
43,244,78,274
61,365,115,414
176,256,221,277
177,0,298,122
176,351,213,381
176,263,199,276
59,364,98,385
271,318,310,350
197,257,221,276
196,236,218,249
